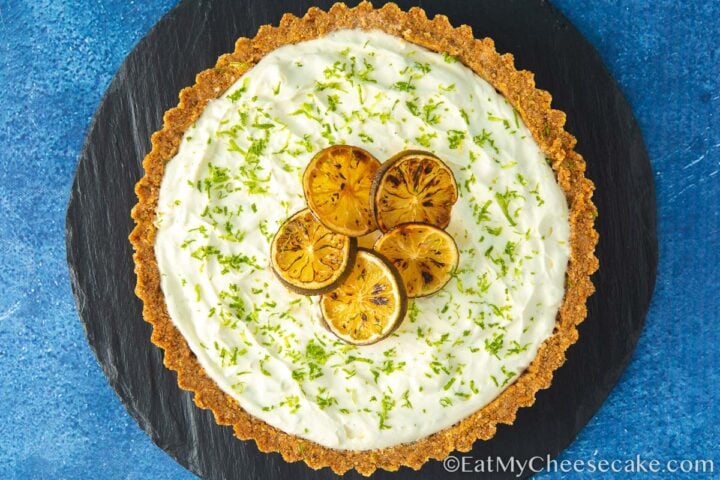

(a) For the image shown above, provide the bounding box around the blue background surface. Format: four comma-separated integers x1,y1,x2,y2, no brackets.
0,0,718,478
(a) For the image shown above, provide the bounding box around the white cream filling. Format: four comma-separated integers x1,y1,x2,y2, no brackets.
154,29,569,450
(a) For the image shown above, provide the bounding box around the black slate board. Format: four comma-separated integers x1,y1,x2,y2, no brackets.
66,0,658,478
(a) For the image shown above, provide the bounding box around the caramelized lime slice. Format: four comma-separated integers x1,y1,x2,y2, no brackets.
320,249,407,345
371,150,458,232
374,223,459,298
270,209,356,295
303,145,381,236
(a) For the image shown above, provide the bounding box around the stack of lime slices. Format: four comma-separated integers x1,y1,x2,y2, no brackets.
270,146,460,345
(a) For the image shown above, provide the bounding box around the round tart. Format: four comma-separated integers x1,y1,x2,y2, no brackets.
130,2,598,476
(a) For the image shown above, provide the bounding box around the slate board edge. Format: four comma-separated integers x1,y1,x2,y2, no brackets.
65,0,199,472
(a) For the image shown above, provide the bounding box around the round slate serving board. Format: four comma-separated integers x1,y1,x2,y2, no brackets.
66,0,658,478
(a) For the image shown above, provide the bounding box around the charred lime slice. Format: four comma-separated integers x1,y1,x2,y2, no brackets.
371,150,458,232
303,145,381,237
374,223,459,298
270,209,356,295
320,249,407,345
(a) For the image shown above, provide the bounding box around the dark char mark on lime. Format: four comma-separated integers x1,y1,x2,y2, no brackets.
371,296,389,305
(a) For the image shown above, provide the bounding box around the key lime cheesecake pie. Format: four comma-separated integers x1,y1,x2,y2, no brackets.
130,2,598,475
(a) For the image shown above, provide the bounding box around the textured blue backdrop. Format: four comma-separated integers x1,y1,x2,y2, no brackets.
0,1,718,478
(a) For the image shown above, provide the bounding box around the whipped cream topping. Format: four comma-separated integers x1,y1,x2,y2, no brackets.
154,29,569,450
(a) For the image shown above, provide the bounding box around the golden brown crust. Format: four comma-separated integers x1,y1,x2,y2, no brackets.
129,2,599,476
